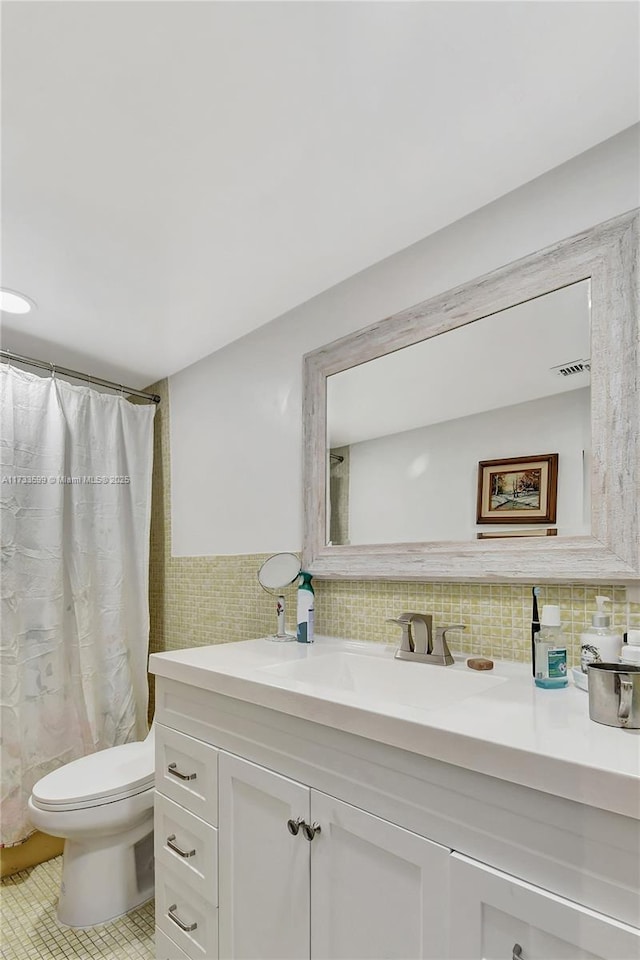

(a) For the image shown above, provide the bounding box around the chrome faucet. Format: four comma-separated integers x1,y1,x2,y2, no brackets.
387,612,432,656
387,612,466,666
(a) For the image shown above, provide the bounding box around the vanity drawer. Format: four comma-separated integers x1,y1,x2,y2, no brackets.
156,867,219,960
155,926,192,960
156,723,218,824
449,853,640,960
155,793,218,904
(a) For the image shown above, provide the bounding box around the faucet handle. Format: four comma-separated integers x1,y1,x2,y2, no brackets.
433,624,466,665
386,612,416,653
386,612,415,625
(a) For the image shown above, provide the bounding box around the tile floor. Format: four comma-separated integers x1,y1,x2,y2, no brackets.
1,857,154,960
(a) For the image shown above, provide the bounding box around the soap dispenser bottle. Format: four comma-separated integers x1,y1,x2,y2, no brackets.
534,605,568,689
620,630,640,666
296,572,315,644
580,596,622,669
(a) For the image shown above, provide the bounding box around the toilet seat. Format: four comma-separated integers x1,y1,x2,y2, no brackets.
31,740,154,812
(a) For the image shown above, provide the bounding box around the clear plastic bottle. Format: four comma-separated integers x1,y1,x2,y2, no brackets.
580,596,622,667
534,604,568,689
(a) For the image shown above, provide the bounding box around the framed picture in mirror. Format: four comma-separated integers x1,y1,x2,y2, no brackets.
477,453,558,524
476,528,558,539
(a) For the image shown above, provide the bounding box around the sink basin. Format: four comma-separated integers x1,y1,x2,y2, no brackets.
260,650,506,712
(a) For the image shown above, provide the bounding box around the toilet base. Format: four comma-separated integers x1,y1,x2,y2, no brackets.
57,814,154,928
56,893,154,931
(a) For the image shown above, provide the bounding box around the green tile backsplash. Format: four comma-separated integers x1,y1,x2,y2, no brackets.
147,378,638,719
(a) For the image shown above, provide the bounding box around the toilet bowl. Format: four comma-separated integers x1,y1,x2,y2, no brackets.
28,727,155,928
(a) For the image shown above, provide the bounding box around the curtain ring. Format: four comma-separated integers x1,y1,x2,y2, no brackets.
50,362,56,380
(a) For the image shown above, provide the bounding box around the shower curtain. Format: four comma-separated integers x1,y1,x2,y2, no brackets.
0,365,155,846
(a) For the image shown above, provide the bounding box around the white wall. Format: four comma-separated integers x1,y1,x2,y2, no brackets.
346,389,590,545
169,125,639,556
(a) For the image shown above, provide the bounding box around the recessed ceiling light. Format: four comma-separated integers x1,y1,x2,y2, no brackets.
0,289,35,314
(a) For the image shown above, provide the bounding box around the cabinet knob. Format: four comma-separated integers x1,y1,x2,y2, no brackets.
302,821,322,842
512,945,523,960
287,817,304,836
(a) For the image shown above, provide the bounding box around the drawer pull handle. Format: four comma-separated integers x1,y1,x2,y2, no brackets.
287,817,304,836
168,904,197,933
166,834,196,859
302,821,321,842
168,762,197,782
512,945,523,960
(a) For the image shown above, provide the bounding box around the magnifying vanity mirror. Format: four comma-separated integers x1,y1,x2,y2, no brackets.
302,210,639,583
258,552,302,641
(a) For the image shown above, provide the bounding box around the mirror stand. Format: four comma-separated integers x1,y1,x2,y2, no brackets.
257,552,302,641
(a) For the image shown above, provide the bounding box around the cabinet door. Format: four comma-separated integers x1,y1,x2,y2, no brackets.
450,853,640,960
218,752,310,960
310,791,450,960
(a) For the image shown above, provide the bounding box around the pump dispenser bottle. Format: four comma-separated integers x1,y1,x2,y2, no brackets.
620,630,640,666
296,572,315,644
580,596,622,669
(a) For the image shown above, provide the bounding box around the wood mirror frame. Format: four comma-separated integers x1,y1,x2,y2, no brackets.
302,210,639,583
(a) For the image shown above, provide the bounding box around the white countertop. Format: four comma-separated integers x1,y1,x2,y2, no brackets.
149,636,640,819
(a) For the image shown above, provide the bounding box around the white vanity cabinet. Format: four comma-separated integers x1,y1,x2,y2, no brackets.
217,752,310,960
154,727,220,960
309,790,449,960
449,854,640,960
218,751,449,960
151,669,640,960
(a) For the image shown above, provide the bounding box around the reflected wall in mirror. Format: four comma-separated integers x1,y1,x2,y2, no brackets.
327,282,591,545
303,210,639,582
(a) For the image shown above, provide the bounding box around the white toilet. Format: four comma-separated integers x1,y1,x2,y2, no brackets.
28,727,155,928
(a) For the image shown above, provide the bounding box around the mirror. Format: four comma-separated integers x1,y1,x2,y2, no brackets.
327,282,591,545
258,552,301,641
302,210,639,583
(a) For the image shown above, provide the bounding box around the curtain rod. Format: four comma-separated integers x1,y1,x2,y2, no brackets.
0,350,161,403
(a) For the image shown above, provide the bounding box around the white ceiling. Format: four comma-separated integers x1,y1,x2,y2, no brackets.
1,1,638,388
328,280,591,446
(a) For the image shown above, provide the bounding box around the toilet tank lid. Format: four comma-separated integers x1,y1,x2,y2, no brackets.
32,739,154,806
